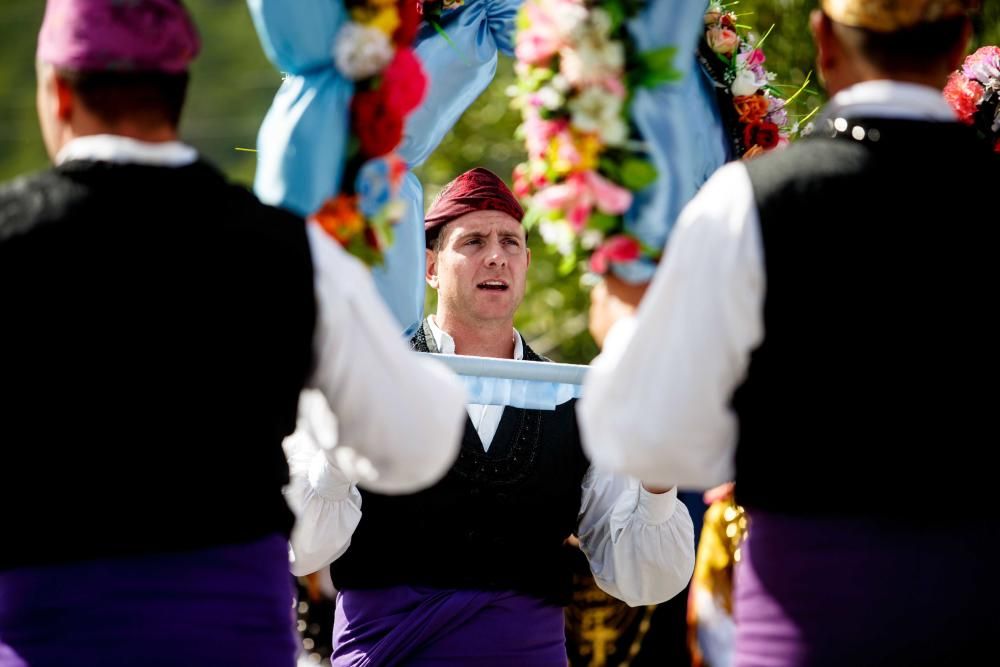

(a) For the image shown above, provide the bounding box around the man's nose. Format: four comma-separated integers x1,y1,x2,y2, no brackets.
484,239,507,267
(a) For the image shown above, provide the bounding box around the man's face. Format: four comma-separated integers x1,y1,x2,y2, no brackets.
426,209,531,327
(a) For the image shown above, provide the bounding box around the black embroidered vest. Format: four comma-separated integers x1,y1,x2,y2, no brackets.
734,119,999,517
330,320,591,604
0,160,316,569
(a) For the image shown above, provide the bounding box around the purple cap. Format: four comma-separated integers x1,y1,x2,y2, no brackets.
37,0,200,73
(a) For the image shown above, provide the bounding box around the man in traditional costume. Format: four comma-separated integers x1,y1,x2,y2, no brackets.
580,1,997,665
0,2,466,665
284,167,695,666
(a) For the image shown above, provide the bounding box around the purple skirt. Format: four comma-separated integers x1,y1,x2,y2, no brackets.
0,535,298,667
733,511,997,667
332,586,568,666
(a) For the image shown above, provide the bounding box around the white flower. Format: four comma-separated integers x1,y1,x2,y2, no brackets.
536,85,565,110
599,117,628,145
550,74,571,93
553,2,588,40
560,38,624,86
580,229,604,250
569,85,625,145
539,219,576,256
333,23,394,81
588,8,613,38
731,68,765,96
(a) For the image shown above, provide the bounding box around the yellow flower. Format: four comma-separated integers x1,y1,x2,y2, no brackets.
365,6,401,38
575,132,601,171
547,135,573,176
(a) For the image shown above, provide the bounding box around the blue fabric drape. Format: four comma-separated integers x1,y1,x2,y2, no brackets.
619,0,728,283
248,0,354,218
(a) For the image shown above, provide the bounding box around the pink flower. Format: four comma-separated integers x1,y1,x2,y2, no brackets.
513,164,532,198
585,170,632,215
534,174,596,230
553,129,583,168
516,31,560,65
962,46,1000,86
568,201,593,230
589,234,641,274
744,48,766,68
533,180,581,210
943,71,984,124
707,26,739,56
603,77,627,99
515,6,563,65
524,109,564,158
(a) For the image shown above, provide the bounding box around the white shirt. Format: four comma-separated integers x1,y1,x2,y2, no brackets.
425,315,521,450
56,134,468,494
284,318,695,607
577,81,955,489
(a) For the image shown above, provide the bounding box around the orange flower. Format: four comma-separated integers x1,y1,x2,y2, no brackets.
313,195,364,245
733,95,770,124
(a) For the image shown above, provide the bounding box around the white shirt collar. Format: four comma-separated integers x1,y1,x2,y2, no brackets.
426,315,524,360
818,80,956,124
55,134,198,167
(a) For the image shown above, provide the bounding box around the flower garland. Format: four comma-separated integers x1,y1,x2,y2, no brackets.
944,45,1000,153
698,2,810,160
508,0,681,275
312,0,429,266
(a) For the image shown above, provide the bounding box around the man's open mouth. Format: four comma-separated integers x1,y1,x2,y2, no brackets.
477,280,508,291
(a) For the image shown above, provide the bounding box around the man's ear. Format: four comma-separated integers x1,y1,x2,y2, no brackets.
526,246,531,268
53,74,74,122
810,9,836,89
425,247,439,289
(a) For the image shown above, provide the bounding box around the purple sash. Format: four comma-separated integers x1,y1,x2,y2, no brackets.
733,510,997,667
0,535,297,667
332,586,568,666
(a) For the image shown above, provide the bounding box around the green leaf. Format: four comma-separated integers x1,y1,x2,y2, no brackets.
635,46,682,88
598,157,621,182
522,205,544,231
587,212,619,232
602,0,627,31
620,158,658,190
558,251,579,276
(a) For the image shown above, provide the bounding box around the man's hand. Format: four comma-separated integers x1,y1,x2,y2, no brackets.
588,274,649,348
641,483,672,494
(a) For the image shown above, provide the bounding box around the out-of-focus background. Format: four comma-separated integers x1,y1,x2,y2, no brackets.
2,1,997,362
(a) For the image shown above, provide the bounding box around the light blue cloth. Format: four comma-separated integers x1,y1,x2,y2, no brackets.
461,376,581,410
248,0,353,218
619,0,729,283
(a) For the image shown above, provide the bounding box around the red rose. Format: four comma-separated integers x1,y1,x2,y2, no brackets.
352,90,404,157
381,48,427,117
394,0,422,46
943,71,984,124
589,235,641,274
744,121,781,150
